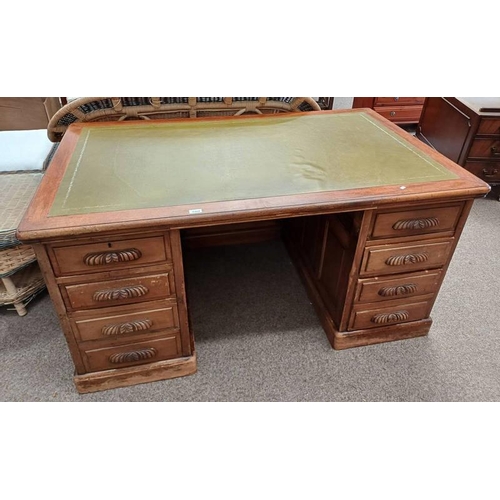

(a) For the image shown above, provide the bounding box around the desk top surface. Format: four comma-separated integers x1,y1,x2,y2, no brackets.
49,111,456,217
18,109,490,240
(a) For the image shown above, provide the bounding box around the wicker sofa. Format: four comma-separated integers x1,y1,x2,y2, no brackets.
47,97,321,141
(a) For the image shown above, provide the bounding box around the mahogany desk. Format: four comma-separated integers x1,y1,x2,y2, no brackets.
18,110,490,393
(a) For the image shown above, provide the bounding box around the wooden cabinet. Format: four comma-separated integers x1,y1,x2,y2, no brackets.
416,97,500,192
353,97,425,125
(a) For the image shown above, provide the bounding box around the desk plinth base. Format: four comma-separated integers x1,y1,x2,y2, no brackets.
74,352,197,394
327,319,431,350
301,266,431,349
306,270,432,349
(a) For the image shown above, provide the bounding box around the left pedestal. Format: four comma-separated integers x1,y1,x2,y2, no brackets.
32,229,196,394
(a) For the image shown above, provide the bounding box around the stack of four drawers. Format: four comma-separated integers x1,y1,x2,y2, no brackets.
46,232,189,375
351,203,466,332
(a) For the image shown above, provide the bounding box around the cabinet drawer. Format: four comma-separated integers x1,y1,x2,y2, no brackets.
464,161,500,183
374,97,425,106
82,335,182,372
71,299,179,342
371,204,462,239
62,271,175,310
478,118,500,136
50,235,169,276
349,300,432,331
361,239,453,276
355,270,442,303
374,105,423,123
468,138,500,159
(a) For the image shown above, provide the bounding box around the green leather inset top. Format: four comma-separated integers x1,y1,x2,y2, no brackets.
49,112,457,216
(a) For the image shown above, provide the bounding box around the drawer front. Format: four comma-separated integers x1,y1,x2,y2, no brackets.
371,204,462,239
82,335,182,372
468,138,500,159
50,235,169,276
72,300,179,342
349,300,432,331
355,270,442,304
361,239,453,276
374,105,423,123
63,271,175,310
374,97,425,106
478,118,500,136
464,161,500,183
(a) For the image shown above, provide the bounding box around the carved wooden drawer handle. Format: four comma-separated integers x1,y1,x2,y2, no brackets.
392,217,439,230
371,310,409,324
102,319,153,336
378,283,418,297
109,347,157,364
93,284,149,302
385,252,428,266
83,248,142,266
482,168,499,177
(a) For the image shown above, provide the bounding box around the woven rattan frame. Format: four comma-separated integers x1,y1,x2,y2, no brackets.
0,173,46,315
47,97,321,142
0,244,36,277
0,173,44,248
0,262,45,308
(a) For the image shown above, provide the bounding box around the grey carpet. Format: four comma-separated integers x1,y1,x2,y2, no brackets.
1,192,499,401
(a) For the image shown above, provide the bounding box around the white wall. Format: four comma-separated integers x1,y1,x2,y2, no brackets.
333,97,354,109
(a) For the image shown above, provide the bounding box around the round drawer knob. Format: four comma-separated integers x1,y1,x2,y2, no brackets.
394,97,399,101
390,111,396,117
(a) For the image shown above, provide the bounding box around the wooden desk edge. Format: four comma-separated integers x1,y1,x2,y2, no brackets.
17,185,489,243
